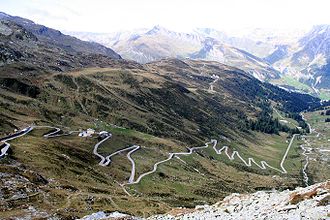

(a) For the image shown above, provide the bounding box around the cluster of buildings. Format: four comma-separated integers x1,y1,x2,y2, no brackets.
78,128,109,139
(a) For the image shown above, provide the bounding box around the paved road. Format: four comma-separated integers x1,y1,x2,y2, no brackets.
127,145,141,183
93,134,112,166
0,125,79,159
37,126,80,138
214,138,293,174
0,127,33,142
279,134,299,174
101,145,140,166
0,127,33,158
41,126,61,138
124,141,213,185
92,138,141,183
274,111,313,183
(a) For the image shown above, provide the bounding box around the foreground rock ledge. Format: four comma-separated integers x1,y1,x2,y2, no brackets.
80,181,330,220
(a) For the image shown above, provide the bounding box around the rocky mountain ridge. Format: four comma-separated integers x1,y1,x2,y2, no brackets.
70,25,281,81
265,24,330,97
0,11,122,74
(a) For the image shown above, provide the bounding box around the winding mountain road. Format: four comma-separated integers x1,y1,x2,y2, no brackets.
100,145,140,167
122,136,297,185
0,125,79,158
273,110,314,185
0,127,33,158
93,134,113,166
214,135,297,174
280,134,299,174
127,145,141,183
0,121,301,188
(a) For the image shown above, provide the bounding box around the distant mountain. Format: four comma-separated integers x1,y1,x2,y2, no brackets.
112,25,204,63
265,45,289,64
293,25,330,88
190,38,280,80
193,28,275,58
0,12,121,73
71,26,280,81
290,25,330,72
65,28,149,51
272,25,330,91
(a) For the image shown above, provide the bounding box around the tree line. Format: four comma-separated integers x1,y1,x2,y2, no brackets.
246,101,305,135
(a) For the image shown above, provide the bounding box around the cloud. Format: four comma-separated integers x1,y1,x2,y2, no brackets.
25,8,69,22
0,0,329,33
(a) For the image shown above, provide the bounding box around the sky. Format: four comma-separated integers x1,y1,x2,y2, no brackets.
0,0,329,33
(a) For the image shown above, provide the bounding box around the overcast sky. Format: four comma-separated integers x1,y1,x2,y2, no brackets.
0,0,329,33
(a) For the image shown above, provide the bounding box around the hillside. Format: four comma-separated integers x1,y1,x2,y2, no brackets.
0,57,322,218
0,11,121,73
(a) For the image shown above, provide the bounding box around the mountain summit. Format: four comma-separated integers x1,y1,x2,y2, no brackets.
71,26,280,81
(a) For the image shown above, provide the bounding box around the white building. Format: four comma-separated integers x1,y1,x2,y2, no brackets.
78,128,95,138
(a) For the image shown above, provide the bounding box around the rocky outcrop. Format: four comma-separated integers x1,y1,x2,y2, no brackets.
149,181,329,220
81,181,329,220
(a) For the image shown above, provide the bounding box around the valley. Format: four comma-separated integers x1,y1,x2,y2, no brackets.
0,62,327,218
299,109,330,184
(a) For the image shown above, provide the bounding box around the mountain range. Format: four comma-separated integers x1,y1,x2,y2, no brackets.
70,24,330,99
272,25,330,89
69,25,282,81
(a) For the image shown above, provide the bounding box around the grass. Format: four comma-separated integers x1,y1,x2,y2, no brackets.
4,126,175,218
272,107,299,129
221,132,293,173
128,148,299,209
1,123,302,218
319,89,330,101
90,112,303,209
283,135,304,175
271,76,313,93
271,76,330,101
281,76,312,92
